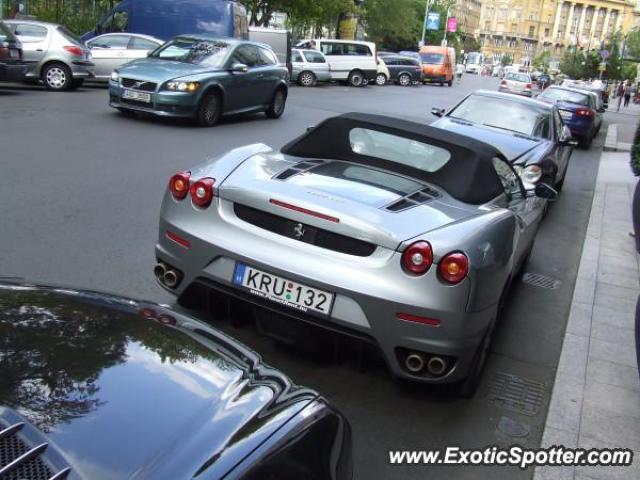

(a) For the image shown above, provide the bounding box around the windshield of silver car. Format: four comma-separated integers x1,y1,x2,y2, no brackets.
349,128,451,172
449,95,551,139
150,38,230,66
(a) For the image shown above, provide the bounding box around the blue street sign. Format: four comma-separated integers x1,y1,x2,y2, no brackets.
600,50,609,60
426,12,440,31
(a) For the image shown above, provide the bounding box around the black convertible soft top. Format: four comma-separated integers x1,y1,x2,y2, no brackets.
281,112,506,205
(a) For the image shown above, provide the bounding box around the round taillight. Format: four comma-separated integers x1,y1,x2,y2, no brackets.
190,177,215,208
401,241,433,275
438,252,469,284
169,172,191,200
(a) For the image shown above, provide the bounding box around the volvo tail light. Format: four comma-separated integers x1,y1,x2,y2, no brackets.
438,252,469,284
522,165,542,184
500,79,507,85
401,241,433,275
190,177,215,208
576,107,595,117
169,172,191,200
525,83,532,89
63,45,84,57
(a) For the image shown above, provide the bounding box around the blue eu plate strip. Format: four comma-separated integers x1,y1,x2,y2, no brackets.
233,262,246,285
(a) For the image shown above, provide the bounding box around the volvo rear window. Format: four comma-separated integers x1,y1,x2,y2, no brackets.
349,128,451,173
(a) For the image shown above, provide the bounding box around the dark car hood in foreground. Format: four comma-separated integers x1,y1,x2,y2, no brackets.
0,283,317,480
117,58,222,83
432,117,546,161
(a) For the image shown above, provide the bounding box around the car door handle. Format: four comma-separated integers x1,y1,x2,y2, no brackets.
36,49,43,52
256,73,264,78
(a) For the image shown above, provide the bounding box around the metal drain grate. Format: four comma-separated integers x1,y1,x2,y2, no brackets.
488,372,545,416
521,273,561,290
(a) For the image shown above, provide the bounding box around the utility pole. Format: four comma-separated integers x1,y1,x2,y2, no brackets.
442,6,451,45
420,0,432,47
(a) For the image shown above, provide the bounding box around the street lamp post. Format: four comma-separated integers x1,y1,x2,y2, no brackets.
420,0,433,47
442,6,451,46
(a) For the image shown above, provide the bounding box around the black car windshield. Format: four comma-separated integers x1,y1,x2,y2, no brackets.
420,53,444,64
150,38,230,66
540,88,590,106
449,95,551,139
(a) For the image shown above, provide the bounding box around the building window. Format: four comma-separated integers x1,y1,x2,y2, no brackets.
529,26,535,37
545,28,550,37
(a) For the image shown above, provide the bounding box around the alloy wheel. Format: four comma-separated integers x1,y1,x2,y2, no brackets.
375,73,387,86
45,67,67,90
299,71,315,87
399,74,411,86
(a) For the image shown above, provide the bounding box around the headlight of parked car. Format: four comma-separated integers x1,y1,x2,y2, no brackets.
515,165,542,184
110,71,119,82
164,81,201,92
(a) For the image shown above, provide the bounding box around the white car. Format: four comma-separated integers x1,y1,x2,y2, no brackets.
296,38,377,87
86,33,162,82
291,48,331,86
374,57,391,86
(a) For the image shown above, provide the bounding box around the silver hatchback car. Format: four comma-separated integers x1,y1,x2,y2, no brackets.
498,72,533,97
291,48,331,87
4,20,93,90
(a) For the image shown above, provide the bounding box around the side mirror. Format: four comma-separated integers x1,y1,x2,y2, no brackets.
431,107,445,118
534,183,558,201
559,126,579,147
230,63,249,73
306,125,315,132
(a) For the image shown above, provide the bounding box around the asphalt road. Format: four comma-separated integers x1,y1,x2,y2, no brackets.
0,75,606,479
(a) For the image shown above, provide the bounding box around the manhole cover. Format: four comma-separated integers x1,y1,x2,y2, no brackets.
521,273,561,290
488,372,545,416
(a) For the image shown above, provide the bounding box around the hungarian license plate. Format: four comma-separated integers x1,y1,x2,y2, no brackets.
233,262,335,316
123,89,150,103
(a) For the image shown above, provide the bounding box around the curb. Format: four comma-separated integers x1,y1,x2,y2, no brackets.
604,123,632,152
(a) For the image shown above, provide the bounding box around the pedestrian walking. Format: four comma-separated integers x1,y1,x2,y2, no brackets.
455,63,464,84
631,83,638,104
617,82,625,111
624,82,632,108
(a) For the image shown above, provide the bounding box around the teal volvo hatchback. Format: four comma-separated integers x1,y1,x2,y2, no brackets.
109,35,288,126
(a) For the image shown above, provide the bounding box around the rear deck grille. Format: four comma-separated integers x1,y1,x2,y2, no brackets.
121,78,157,91
274,160,326,180
0,421,70,480
386,187,440,212
234,203,376,257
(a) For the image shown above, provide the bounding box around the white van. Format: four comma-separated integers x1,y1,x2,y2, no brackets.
295,38,377,86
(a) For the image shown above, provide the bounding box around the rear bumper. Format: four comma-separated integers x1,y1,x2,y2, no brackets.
154,195,496,384
23,60,94,80
498,86,532,97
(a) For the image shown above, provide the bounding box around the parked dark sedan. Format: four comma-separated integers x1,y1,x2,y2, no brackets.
109,35,289,126
431,90,576,190
536,86,602,149
0,20,30,82
0,282,352,480
380,54,423,86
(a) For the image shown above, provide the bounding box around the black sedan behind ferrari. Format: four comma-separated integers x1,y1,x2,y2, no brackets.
0,282,352,480
431,90,577,191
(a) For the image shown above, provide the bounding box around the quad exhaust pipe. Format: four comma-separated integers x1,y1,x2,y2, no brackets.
154,262,182,289
404,352,448,376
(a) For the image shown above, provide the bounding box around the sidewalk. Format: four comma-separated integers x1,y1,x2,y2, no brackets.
534,121,640,479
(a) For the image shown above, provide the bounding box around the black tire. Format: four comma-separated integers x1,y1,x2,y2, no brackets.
265,88,286,119
70,79,84,90
447,79,453,87
375,73,387,86
579,135,592,150
117,107,136,117
398,73,411,86
42,63,73,91
196,90,222,127
439,81,444,86
297,71,316,87
348,70,365,87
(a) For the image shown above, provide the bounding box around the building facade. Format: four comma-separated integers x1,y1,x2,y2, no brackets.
477,0,636,65
453,0,483,38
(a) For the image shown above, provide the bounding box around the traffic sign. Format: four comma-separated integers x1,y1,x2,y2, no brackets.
598,63,607,72
600,50,609,60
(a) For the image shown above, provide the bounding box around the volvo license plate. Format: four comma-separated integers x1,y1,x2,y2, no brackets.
123,89,150,103
233,262,334,316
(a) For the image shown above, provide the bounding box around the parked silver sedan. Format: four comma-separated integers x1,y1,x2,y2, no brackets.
291,48,331,86
86,33,162,82
498,72,533,97
4,20,93,90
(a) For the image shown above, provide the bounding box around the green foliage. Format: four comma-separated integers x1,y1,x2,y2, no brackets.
631,121,640,177
500,54,512,66
533,50,552,71
626,27,640,61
